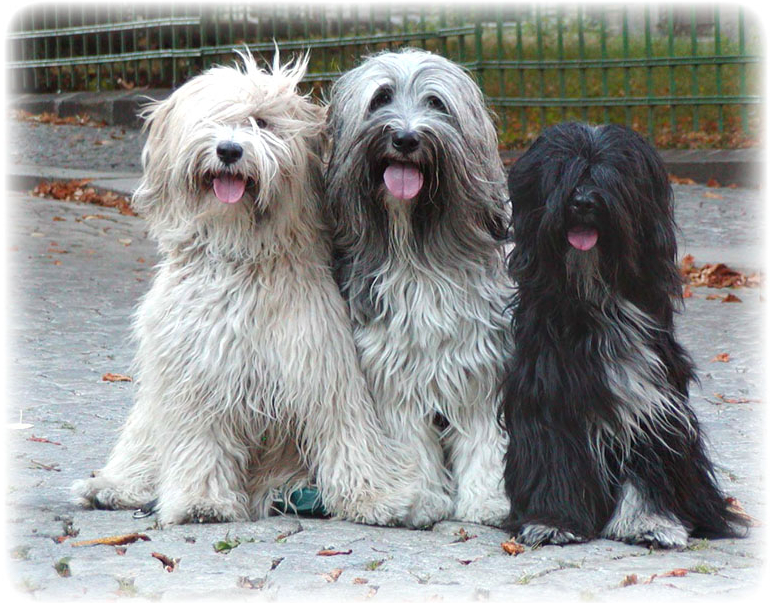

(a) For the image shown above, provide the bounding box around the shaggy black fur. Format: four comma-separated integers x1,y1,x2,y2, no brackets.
502,122,748,547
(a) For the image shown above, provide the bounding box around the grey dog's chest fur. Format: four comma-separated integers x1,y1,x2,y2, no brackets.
350,255,512,418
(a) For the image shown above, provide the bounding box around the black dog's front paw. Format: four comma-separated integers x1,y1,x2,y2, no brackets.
518,523,588,546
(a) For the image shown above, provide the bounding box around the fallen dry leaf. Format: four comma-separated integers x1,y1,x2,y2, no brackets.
668,175,696,185
151,551,178,572
714,393,760,405
27,436,62,445
704,191,724,200
726,497,761,527
317,548,353,556
706,178,721,188
352,577,369,584
453,527,476,543
621,574,638,587
102,373,133,382
322,568,343,583
71,532,150,547
710,353,731,363
722,293,742,303
662,568,689,577
501,538,525,556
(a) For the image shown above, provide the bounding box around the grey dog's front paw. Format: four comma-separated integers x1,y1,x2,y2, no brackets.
404,489,454,528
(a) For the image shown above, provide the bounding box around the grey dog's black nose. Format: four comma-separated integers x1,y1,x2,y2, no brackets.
391,130,420,154
216,141,243,165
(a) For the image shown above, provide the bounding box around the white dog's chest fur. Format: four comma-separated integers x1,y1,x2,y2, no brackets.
353,260,509,421
135,247,331,424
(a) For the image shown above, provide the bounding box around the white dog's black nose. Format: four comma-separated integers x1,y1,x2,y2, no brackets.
391,130,420,154
217,141,243,165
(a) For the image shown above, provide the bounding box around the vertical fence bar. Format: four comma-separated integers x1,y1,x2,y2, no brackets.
668,6,676,133
419,7,427,50
600,11,609,124
739,6,748,134
474,9,484,91
557,7,566,121
577,6,587,122
439,6,448,56
622,7,631,127
496,5,507,131
714,6,723,133
536,6,546,127
690,8,699,131
516,16,526,134
644,6,653,138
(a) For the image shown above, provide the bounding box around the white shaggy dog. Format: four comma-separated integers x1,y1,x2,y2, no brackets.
325,49,512,525
72,53,433,527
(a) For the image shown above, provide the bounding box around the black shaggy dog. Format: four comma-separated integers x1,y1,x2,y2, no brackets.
502,122,748,547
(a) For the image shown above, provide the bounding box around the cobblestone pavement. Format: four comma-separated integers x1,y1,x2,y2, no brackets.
3,119,766,602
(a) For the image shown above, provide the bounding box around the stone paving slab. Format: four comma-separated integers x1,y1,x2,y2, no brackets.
4,180,765,601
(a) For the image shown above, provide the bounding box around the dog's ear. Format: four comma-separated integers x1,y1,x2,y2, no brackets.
131,94,180,217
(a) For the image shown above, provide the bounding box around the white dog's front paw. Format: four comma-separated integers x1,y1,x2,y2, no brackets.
156,493,250,525
71,476,154,511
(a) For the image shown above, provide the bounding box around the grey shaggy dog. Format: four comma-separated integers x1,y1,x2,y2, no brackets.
325,48,513,525
72,52,436,528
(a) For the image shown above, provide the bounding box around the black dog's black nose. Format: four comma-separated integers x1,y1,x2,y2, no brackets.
391,130,420,154
216,141,243,165
571,194,595,214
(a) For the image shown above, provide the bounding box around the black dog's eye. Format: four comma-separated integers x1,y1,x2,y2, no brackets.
426,95,447,113
254,117,268,129
369,87,393,112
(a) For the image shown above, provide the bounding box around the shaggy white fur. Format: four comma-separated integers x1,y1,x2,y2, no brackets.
71,52,439,527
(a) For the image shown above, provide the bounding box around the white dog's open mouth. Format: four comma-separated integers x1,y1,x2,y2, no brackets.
212,173,247,204
383,162,424,200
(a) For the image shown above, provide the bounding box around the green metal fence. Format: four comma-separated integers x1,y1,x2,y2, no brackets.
7,4,762,142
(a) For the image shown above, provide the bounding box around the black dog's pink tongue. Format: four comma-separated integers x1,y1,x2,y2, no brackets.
213,174,246,204
383,162,423,200
567,227,599,251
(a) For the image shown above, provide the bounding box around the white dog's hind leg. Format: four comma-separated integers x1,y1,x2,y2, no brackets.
447,407,509,526
154,420,251,525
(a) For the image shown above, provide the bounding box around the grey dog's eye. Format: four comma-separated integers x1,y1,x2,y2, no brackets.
369,88,392,112
426,96,447,112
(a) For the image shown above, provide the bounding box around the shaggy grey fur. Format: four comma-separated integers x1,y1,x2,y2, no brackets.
325,48,513,525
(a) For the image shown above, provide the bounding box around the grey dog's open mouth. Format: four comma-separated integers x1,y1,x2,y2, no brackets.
378,160,424,200
204,172,256,204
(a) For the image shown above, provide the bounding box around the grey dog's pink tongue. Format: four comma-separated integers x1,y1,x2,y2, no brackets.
383,163,423,200
213,174,246,204
567,227,599,251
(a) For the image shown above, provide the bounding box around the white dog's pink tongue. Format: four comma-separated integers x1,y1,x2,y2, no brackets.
567,227,599,251
384,163,423,200
213,174,246,204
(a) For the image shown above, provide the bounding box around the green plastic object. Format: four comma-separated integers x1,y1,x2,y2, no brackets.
273,487,328,517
